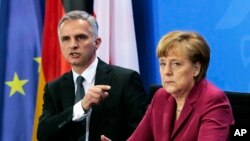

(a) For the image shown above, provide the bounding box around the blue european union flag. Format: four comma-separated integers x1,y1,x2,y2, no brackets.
0,0,44,140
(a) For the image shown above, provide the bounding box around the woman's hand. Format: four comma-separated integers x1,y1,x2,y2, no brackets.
100,135,112,141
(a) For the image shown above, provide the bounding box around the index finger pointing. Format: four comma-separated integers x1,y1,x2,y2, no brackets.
94,85,111,91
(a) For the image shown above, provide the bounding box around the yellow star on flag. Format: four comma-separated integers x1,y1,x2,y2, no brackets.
5,72,29,96
34,57,41,72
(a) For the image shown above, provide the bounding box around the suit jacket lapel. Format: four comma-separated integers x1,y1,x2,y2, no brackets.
163,95,177,140
90,58,112,133
60,72,75,109
171,80,206,139
171,101,193,139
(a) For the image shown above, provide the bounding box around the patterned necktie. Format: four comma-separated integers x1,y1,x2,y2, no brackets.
75,76,85,103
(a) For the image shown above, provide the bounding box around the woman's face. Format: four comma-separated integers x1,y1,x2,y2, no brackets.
159,49,200,96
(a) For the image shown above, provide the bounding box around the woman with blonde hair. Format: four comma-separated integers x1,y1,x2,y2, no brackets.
102,31,234,141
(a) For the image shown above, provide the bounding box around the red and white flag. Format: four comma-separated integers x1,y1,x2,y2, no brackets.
94,0,140,72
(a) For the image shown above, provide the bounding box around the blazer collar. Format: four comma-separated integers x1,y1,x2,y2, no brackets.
171,79,207,139
90,58,112,135
163,94,177,140
60,72,75,109
187,79,207,103
94,58,111,85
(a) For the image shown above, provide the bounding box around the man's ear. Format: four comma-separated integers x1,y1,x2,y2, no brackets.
193,62,201,77
94,37,102,50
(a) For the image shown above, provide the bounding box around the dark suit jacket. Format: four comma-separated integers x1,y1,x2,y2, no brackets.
37,59,147,141
128,79,234,141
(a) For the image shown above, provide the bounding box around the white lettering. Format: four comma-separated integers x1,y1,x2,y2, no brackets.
234,129,247,136
234,129,241,136
241,129,247,136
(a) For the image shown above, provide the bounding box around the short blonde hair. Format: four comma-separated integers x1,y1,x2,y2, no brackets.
157,31,210,82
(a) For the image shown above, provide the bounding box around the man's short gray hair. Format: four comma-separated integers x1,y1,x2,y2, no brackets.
58,10,98,38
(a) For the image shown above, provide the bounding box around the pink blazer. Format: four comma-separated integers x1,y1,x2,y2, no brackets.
128,79,234,141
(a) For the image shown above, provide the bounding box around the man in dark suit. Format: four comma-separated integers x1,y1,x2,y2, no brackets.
37,10,147,141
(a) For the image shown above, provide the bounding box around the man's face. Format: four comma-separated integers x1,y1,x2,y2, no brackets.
58,19,100,68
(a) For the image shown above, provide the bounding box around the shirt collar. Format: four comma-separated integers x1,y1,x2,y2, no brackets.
72,57,98,85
